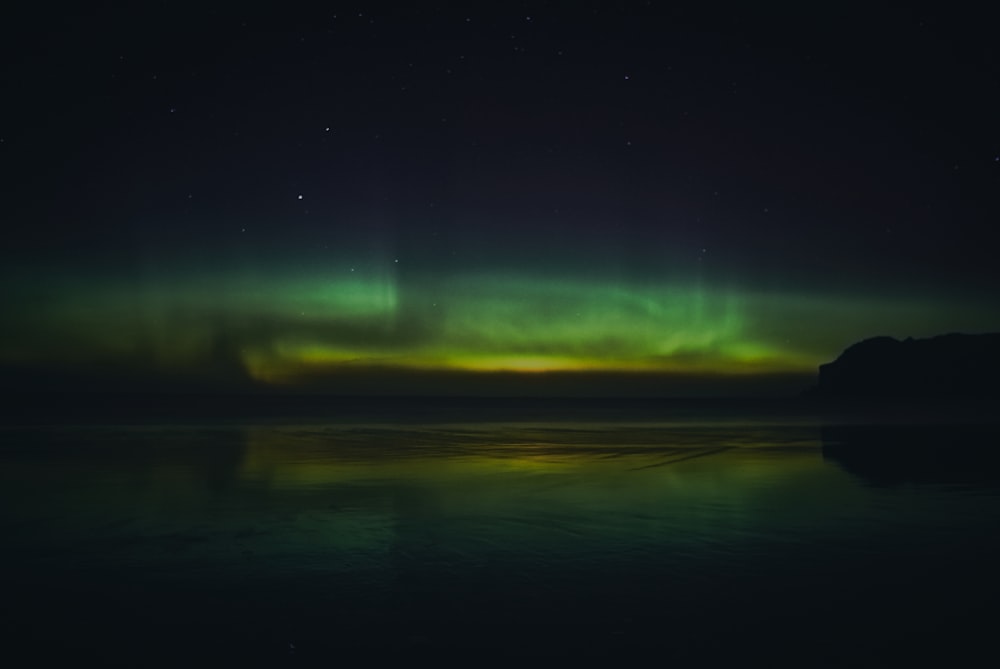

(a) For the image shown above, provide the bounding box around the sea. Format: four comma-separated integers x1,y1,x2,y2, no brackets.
2,396,999,666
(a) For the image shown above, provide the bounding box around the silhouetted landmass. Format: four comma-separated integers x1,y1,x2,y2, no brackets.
807,333,1000,398
0,394,804,427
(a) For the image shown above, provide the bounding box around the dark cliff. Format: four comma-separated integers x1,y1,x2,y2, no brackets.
810,333,1000,398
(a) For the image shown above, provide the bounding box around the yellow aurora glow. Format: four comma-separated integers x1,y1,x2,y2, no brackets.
3,266,995,393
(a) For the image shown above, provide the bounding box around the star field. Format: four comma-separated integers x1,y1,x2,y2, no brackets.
1,3,998,395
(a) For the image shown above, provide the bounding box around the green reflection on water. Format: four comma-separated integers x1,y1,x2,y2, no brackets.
4,420,1000,663
0,424,849,579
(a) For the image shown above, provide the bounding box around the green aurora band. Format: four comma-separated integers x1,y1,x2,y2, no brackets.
4,260,996,395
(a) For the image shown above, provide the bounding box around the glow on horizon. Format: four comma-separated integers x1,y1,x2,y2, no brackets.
4,265,996,391
228,273,812,383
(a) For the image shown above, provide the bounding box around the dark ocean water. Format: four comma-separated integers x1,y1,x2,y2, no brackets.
2,398,999,666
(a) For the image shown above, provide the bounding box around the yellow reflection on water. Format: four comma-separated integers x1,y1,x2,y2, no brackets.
236,424,835,512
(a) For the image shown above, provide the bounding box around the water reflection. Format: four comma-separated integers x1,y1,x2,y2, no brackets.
233,424,836,582
822,424,1000,487
1,418,999,664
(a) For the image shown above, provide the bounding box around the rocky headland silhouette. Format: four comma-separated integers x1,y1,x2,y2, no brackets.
807,333,1000,398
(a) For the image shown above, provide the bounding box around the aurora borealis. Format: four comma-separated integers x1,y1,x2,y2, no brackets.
2,4,999,396
5,260,997,395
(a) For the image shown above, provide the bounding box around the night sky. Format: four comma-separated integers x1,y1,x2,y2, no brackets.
2,3,998,396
